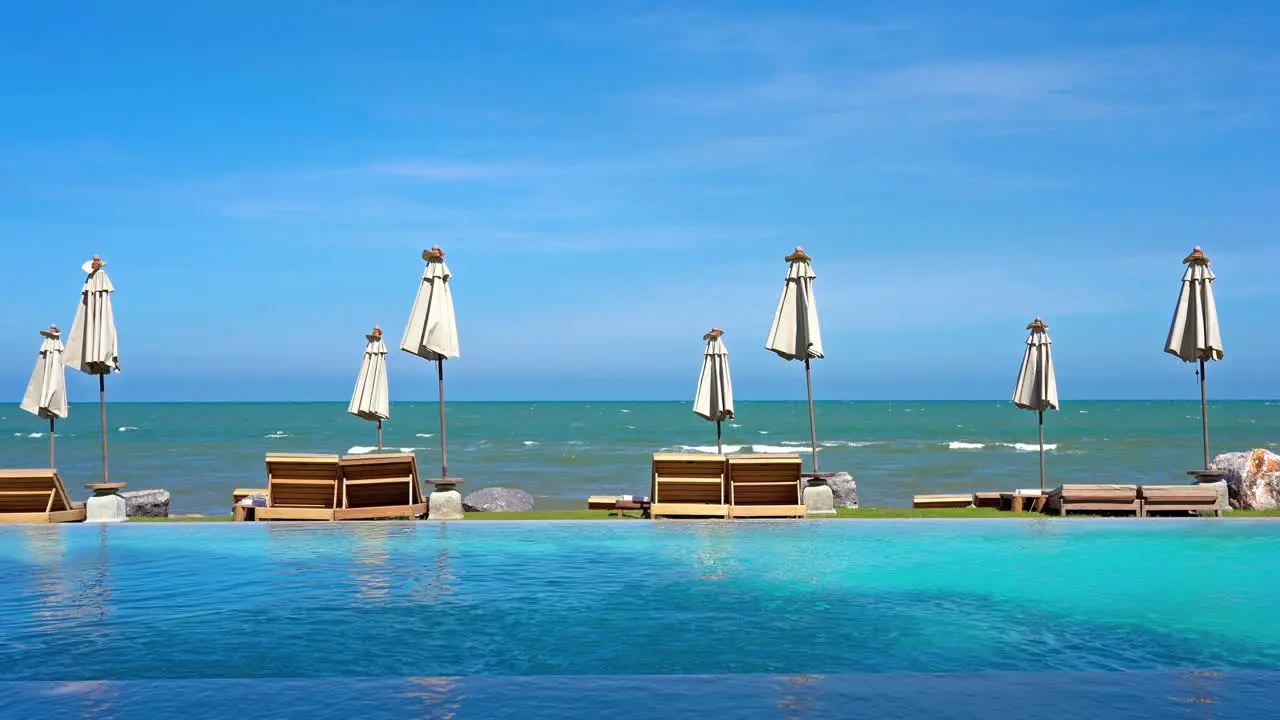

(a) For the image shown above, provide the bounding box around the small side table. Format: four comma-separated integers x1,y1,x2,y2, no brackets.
426,478,465,520
84,483,129,523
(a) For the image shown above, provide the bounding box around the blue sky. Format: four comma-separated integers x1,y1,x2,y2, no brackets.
2,1,1277,401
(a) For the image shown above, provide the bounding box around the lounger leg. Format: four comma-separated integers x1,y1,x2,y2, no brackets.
1058,505,1065,517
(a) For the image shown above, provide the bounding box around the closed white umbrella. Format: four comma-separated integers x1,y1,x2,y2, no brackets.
1165,246,1223,470
63,255,119,483
20,325,69,467
1012,318,1059,490
693,329,735,453
400,246,459,479
349,326,391,450
765,247,824,473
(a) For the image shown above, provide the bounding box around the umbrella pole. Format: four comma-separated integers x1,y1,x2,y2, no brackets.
1038,410,1045,491
49,417,56,469
716,419,723,455
805,357,819,474
99,374,109,484
377,419,383,452
1199,358,1209,470
438,359,448,479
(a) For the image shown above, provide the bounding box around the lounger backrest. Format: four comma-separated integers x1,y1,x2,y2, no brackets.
1058,484,1138,502
727,455,802,506
1140,485,1219,501
339,453,422,509
265,454,341,509
651,453,726,504
0,469,73,513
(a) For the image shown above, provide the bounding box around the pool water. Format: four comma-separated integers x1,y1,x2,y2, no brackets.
1,520,1278,718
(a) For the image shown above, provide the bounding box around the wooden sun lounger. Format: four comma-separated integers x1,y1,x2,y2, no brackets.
0,469,85,523
337,453,426,520
912,493,974,509
727,454,806,518
974,492,1004,509
650,453,728,518
255,453,341,521
1046,484,1140,517
1139,485,1222,517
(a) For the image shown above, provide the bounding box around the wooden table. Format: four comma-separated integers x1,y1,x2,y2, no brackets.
612,500,651,519
1003,492,1047,513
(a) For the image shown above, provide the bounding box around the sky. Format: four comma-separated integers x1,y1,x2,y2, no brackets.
1,1,1277,402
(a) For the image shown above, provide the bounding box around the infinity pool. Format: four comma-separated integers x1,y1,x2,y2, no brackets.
1,520,1278,718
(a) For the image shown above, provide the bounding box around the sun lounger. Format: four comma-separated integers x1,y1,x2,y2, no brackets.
0,469,85,523
232,487,268,521
727,454,805,518
912,493,974,509
337,453,426,520
255,453,341,521
1045,484,1140,516
587,495,651,518
974,492,1003,509
1139,485,1222,517
650,453,728,518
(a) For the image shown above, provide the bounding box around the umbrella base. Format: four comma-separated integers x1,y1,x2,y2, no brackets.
801,476,836,516
85,484,129,524
427,484,464,521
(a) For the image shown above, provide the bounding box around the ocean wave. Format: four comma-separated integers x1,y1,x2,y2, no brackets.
948,442,985,450
1003,443,1058,452
620,409,631,413
751,444,813,454
265,431,289,438
625,425,636,430
729,423,742,428
12,432,45,438
118,426,139,432
347,446,377,455
671,444,744,454
820,440,878,448
415,433,434,438
757,430,769,435
522,441,539,446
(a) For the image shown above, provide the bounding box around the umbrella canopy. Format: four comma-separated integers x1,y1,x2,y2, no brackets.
63,256,120,375
349,326,391,422
694,329,735,423
1165,247,1223,363
401,246,459,361
1013,318,1059,412
765,248,824,361
21,326,69,421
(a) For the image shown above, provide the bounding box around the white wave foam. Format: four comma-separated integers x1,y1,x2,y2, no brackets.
620,409,631,413
118,426,139,432
729,423,742,428
398,447,417,453
415,433,434,438
16,432,46,438
780,441,808,446
522,441,539,446
625,425,636,430
757,430,769,435
567,441,584,446
265,432,289,438
1079,410,1089,414
751,444,813,454
948,441,985,450
1003,442,1058,452
672,444,743,454
347,446,377,455
820,440,877,448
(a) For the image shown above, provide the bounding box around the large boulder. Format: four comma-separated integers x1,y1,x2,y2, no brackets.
829,472,859,509
120,489,170,518
463,487,535,513
1211,449,1280,510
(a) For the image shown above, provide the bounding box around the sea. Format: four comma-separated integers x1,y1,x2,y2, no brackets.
1,400,1276,516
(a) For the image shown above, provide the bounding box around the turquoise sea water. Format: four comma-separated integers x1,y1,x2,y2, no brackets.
2,400,1277,515
0,521,1278,718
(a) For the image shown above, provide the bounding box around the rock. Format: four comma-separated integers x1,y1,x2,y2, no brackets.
462,487,535,513
829,472,859,508
1211,449,1280,510
120,489,170,518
